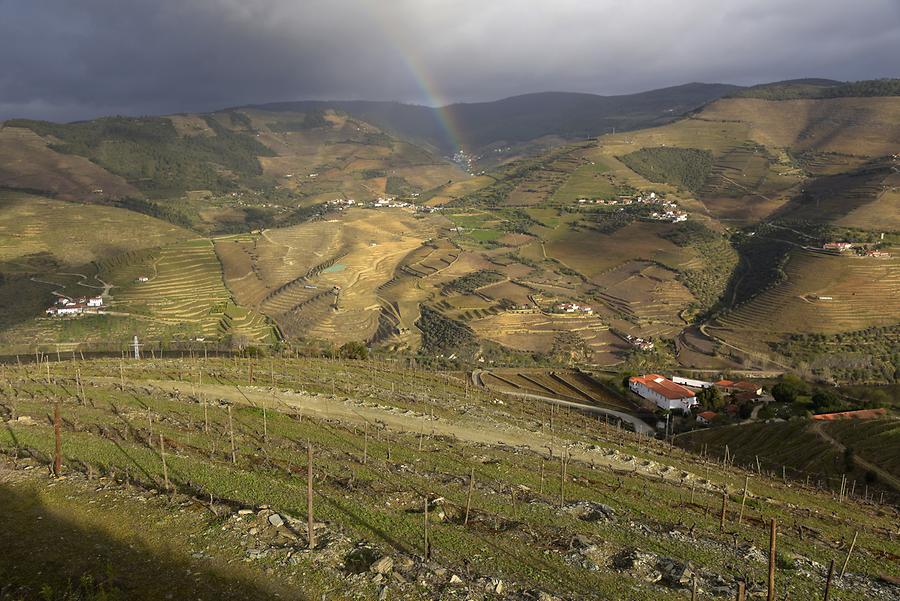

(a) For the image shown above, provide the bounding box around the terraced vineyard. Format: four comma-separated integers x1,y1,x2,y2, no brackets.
470,312,622,364
376,239,464,350
108,240,274,343
697,143,799,223
1,357,897,600
591,261,694,338
0,191,190,273
713,249,900,335
215,210,441,344
480,368,641,414
676,418,900,498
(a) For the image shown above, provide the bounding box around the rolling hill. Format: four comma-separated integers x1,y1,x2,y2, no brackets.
0,108,466,234
0,79,898,382
250,83,742,154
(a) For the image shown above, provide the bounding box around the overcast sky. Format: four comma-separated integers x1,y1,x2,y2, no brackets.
2,0,899,122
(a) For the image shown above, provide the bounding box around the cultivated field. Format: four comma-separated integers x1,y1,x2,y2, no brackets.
591,261,694,337
677,418,900,497
714,249,900,335
217,209,440,344
0,191,191,272
469,312,622,364
544,222,694,277
0,356,896,600
698,97,900,158
107,239,274,343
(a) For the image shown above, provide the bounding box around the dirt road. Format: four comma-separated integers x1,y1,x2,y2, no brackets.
148,380,690,485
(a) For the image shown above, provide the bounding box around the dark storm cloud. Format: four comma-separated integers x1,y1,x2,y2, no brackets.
2,0,899,121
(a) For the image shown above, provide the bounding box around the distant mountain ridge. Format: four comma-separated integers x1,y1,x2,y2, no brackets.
730,77,900,100
248,82,743,153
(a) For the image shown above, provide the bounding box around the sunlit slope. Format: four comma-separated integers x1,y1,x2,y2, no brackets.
713,248,900,335
216,209,443,344
585,94,900,224
0,191,191,273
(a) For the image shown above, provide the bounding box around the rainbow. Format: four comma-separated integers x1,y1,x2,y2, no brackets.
357,2,464,153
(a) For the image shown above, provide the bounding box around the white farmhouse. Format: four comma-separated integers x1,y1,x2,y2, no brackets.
629,374,698,413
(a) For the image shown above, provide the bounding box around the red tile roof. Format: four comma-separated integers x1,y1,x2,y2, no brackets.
630,374,696,400
733,381,760,391
812,408,887,421
698,411,718,420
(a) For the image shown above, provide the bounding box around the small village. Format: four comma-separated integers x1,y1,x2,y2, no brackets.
551,301,594,315
578,191,689,222
44,295,104,317
822,240,892,257
326,196,441,213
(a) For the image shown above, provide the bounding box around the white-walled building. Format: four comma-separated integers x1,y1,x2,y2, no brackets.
629,374,698,413
671,376,713,389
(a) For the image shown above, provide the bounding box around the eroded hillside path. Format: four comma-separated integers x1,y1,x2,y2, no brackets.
147,380,693,486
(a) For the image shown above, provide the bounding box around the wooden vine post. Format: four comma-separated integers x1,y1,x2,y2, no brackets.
720,487,728,531
464,467,475,526
540,460,545,495
307,440,315,549
362,422,368,465
823,559,835,600
228,405,236,464
53,402,62,477
160,433,169,490
423,496,430,560
767,518,777,601
840,530,858,578
736,580,746,601
738,475,749,525
559,450,567,508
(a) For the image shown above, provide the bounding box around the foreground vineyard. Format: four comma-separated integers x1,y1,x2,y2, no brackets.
1,356,897,600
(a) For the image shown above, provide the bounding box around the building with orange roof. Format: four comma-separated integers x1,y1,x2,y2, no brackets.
629,374,698,413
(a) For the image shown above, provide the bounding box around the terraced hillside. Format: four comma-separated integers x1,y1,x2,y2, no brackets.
106,240,274,343
479,369,640,414
699,96,900,158
713,249,900,335
0,109,466,233
0,191,190,273
590,261,694,338
0,191,197,347
470,312,622,363
216,209,441,345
